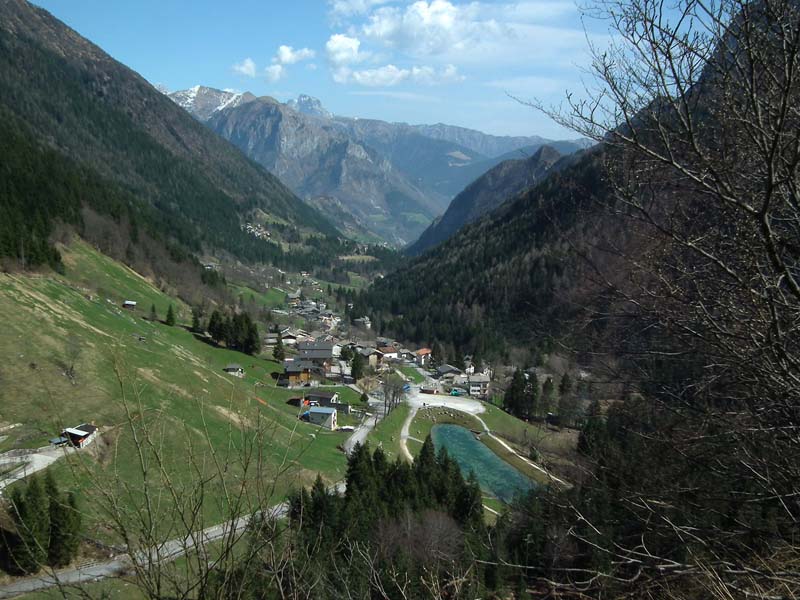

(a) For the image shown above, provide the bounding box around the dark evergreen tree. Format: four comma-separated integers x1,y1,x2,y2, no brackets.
190,307,202,333
541,376,555,415
149,303,158,322
559,372,573,397
46,473,81,567
578,399,605,455
9,474,50,573
165,304,176,327
527,370,540,419
272,332,285,362
351,351,365,381
207,310,223,344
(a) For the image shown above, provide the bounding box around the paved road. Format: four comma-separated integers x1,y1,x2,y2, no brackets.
399,388,486,461
0,446,76,493
0,483,345,599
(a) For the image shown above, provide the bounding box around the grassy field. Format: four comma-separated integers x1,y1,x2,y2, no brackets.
0,240,353,545
229,283,286,310
398,366,425,384
364,404,410,462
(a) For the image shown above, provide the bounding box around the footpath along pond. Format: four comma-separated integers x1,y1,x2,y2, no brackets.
431,424,535,503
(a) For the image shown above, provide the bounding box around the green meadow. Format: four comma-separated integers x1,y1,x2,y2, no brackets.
0,240,354,540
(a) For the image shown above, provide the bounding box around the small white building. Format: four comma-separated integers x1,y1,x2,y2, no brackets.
122,300,137,310
304,407,338,430
454,374,491,399
223,364,245,378
55,423,98,449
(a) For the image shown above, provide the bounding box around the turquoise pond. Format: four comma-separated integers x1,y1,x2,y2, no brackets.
431,424,535,503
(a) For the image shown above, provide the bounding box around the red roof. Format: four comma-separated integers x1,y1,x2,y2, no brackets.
416,348,432,355
378,346,396,354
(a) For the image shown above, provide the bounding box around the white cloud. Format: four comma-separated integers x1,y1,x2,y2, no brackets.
351,64,409,86
326,33,365,66
338,62,464,86
232,57,257,78
349,90,440,102
328,0,392,18
265,64,285,82
275,45,316,65
359,0,591,67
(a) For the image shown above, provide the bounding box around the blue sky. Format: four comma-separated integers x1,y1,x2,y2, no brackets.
33,0,606,138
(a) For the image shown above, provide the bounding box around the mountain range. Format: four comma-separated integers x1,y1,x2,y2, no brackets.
356,146,604,354
407,144,565,255
0,0,334,279
166,85,589,246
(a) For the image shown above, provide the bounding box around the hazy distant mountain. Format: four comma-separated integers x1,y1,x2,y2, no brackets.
167,88,588,245
408,145,564,255
332,116,490,199
410,123,591,158
205,97,439,245
168,85,256,121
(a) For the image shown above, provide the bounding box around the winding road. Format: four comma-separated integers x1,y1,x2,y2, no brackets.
0,483,346,599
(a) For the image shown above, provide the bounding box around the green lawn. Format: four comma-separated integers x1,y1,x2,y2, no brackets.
365,404,410,462
229,283,286,310
0,240,351,545
398,366,425,384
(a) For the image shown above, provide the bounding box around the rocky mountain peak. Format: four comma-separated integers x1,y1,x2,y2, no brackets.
166,85,256,121
287,94,332,119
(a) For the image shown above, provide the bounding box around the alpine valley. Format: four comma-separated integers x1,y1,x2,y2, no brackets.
166,85,588,246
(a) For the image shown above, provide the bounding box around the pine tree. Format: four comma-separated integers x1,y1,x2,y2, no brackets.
359,392,369,404
432,341,447,366
241,315,261,355
9,474,50,573
351,351,365,381
165,304,176,326
191,307,201,333
559,372,573,397
149,303,158,322
557,372,579,426
46,473,81,567
541,377,555,416
207,310,223,343
578,399,605,455
527,370,540,419
272,332,285,362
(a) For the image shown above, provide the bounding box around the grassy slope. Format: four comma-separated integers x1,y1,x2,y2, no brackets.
229,283,286,310
398,366,425,384
0,240,353,538
364,404,410,462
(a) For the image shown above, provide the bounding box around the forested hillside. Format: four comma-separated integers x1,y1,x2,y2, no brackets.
407,145,565,256
0,0,335,275
357,149,607,358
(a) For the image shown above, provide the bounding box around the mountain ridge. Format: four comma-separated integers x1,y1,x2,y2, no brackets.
407,144,565,255
0,0,336,274
167,86,589,245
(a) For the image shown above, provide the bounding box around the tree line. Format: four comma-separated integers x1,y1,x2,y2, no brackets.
1,472,81,574
205,310,261,356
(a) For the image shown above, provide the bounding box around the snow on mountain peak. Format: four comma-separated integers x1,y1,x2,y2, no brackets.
166,86,256,121
287,94,332,119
